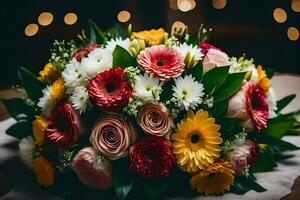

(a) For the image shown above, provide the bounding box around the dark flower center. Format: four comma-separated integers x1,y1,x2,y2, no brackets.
106,82,116,93
191,133,200,144
251,98,259,110
208,173,217,178
147,150,155,161
57,118,68,132
156,60,164,67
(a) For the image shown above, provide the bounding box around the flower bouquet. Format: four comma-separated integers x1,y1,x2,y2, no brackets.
2,20,300,199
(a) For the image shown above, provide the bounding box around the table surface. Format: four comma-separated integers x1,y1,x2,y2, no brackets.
0,74,300,200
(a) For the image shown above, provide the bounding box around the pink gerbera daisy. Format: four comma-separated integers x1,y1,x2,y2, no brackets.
137,45,185,81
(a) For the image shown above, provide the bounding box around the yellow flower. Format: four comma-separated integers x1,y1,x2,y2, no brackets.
171,109,223,173
256,65,271,93
50,77,66,101
38,63,59,84
32,116,48,145
132,28,167,45
32,156,55,187
190,161,235,196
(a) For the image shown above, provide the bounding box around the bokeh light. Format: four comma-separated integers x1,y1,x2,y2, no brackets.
273,8,287,23
38,12,53,26
177,0,196,12
64,13,78,25
287,27,299,41
117,10,131,23
291,0,300,12
24,23,39,37
212,0,227,10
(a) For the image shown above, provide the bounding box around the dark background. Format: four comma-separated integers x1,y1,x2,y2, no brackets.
0,0,299,89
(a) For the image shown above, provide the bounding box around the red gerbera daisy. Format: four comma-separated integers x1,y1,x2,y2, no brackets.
129,137,175,178
137,45,185,81
72,43,100,61
245,139,258,165
87,67,133,110
46,102,81,148
245,82,269,132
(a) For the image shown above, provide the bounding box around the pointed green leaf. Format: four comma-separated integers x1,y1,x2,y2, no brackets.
264,67,276,79
6,121,32,139
88,19,107,44
1,98,36,121
113,45,136,68
251,148,277,172
263,118,295,138
185,61,203,82
232,176,266,194
143,179,168,200
202,66,229,94
276,94,296,113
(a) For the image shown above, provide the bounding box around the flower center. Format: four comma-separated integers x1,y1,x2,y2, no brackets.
106,83,116,93
251,98,259,110
208,172,217,178
190,133,200,144
156,60,164,67
57,118,68,132
147,150,155,161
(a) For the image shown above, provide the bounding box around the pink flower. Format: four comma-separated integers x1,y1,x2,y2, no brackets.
71,147,112,189
232,156,248,176
198,42,220,56
46,102,82,148
227,82,269,132
202,49,231,73
72,44,100,61
137,45,185,81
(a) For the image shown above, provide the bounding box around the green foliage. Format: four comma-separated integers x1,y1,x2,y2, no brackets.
232,176,267,194
202,66,229,94
143,179,168,200
5,120,32,139
263,117,295,138
210,100,228,117
185,61,203,82
1,98,36,121
113,45,136,68
276,94,296,113
251,147,277,173
160,79,175,102
88,19,107,44
264,66,276,79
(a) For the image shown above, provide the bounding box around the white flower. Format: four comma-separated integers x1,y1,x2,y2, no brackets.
62,58,87,93
19,136,35,169
70,86,90,113
38,86,56,117
105,37,131,53
173,75,204,110
267,87,277,118
225,134,250,160
133,73,162,100
81,48,112,79
229,57,258,82
173,43,203,67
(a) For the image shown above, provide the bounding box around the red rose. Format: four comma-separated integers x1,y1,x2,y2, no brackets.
72,43,100,61
198,42,220,56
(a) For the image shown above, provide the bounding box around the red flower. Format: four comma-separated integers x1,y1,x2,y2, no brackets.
72,43,100,61
129,137,175,178
198,42,220,56
245,83,269,132
87,67,133,110
137,45,185,81
46,102,81,148
245,139,258,165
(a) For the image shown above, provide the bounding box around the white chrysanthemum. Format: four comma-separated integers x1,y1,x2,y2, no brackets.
62,58,87,93
133,73,162,100
81,48,112,79
105,37,131,53
19,136,35,169
225,135,250,160
70,86,90,113
229,57,258,81
173,75,204,110
267,87,277,118
173,43,203,66
38,86,56,117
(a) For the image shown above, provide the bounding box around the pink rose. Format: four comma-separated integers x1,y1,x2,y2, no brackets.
203,49,231,73
71,147,112,189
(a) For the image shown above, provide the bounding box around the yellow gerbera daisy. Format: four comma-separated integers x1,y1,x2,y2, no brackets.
190,161,235,196
256,65,271,93
132,28,167,45
50,77,66,101
38,63,59,84
32,116,48,145
32,156,55,187
171,109,223,173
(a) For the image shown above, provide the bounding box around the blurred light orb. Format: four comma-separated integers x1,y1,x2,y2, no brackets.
64,13,78,25
177,0,196,12
212,0,227,9
287,27,299,41
273,8,287,23
24,23,39,37
173,21,186,28
38,12,53,26
117,10,131,23
291,1,300,12
169,0,178,10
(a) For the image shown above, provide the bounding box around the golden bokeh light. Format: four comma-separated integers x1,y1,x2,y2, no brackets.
169,0,178,10
273,8,287,23
24,23,39,37
177,0,196,12
212,0,227,9
117,10,131,23
287,27,299,41
64,13,78,25
38,12,53,26
291,1,300,12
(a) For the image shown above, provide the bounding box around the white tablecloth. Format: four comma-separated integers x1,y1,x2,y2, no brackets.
0,74,300,200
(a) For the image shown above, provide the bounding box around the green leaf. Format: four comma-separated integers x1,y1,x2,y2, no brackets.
263,118,295,138
88,19,107,44
17,67,45,102
112,159,135,200
113,45,136,69
210,100,228,117
143,179,168,200
251,148,277,172
264,67,276,79
213,72,246,102
276,94,296,113
1,98,36,121
160,79,175,102
185,61,203,82
202,66,229,94
232,176,266,194
6,121,32,139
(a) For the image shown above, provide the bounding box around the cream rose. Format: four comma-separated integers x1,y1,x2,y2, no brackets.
90,113,136,160
203,48,231,73
71,147,112,189
138,102,174,137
